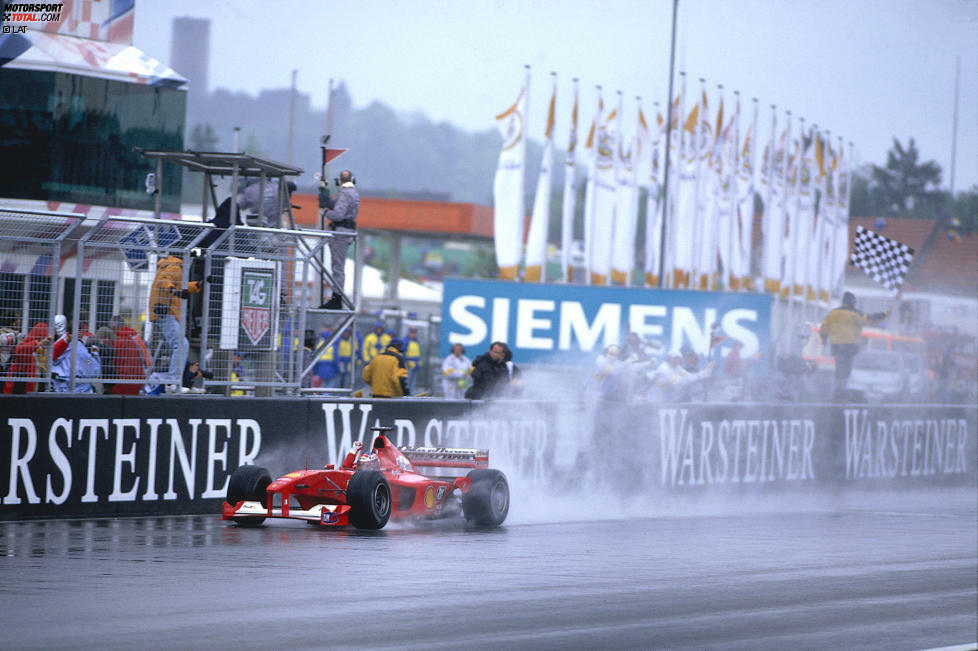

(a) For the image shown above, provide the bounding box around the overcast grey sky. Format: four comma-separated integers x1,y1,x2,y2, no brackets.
134,0,977,192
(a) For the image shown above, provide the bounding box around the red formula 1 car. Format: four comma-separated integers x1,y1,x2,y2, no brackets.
222,427,510,529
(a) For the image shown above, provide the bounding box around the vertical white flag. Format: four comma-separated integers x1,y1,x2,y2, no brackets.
833,139,852,297
493,71,528,280
699,86,739,289
781,132,802,299
691,83,715,290
583,89,603,285
735,99,758,291
811,131,831,302
644,103,665,286
673,75,697,289
789,125,816,300
611,97,640,285
589,102,618,285
560,79,579,283
761,110,790,295
525,76,556,283
815,136,837,303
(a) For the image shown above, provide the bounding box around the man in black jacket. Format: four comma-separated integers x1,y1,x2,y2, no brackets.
465,341,521,399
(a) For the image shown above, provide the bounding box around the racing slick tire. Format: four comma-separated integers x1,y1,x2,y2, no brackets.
346,470,392,530
462,469,509,527
226,465,271,527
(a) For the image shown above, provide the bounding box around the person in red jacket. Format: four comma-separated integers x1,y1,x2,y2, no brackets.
108,315,151,395
3,322,50,394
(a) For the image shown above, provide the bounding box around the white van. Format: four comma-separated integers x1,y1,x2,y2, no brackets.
848,350,927,403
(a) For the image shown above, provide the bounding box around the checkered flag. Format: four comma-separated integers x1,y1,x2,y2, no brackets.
850,226,914,290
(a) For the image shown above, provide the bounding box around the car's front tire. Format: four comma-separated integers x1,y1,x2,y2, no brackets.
462,469,509,527
227,465,271,527
346,470,392,530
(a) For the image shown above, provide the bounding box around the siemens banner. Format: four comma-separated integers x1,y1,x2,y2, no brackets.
441,279,773,364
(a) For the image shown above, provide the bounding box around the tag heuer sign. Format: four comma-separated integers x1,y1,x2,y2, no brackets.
240,269,274,348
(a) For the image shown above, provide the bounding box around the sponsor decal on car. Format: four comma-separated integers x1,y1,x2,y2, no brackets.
424,486,436,509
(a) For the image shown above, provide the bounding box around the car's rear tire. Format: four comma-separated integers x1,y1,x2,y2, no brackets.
462,469,509,527
227,465,271,527
346,470,392,530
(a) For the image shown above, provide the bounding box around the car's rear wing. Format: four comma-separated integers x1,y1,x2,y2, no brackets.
400,447,489,469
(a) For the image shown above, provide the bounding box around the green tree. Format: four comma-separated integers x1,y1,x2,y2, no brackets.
870,137,941,215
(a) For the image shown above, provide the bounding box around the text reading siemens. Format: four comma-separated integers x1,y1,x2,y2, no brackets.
441,279,773,363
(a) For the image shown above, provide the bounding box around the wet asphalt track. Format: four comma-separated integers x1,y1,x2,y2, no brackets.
1,489,975,650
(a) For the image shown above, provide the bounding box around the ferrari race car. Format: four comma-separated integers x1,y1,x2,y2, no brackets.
222,427,509,529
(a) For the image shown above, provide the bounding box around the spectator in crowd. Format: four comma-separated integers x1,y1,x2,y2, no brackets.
108,315,151,395
314,327,339,388
94,321,116,383
722,340,762,402
708,322,728,365
230,352,246,397
681,343,703,374
336,328,357,388
441,342,471,399
150,255,203,392
645,350,714,403
362,322,388,365
465,341,522,400
362,337,409,398
403,325,422,394
819,291,889,401
301,331,316,389
182,360,209,393
936,349,954,402
621,332,648,364
319,170,359,310
591,344,630,401
0,308,21,374
3,321,50,394
50,315,101,393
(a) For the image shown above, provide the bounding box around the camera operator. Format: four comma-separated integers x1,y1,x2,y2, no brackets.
319,170,358,310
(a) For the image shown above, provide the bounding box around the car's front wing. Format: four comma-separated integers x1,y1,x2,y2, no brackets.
222,500,353,526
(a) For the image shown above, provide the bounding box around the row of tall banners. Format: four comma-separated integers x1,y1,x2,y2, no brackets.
493,69,852,303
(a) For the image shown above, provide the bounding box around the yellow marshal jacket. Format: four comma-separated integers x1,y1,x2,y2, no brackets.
362,346,409,397
819,306,888,345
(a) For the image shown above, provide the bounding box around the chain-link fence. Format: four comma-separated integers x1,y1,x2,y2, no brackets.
71,216,213,393
200,225,339,396
0,210,83,393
